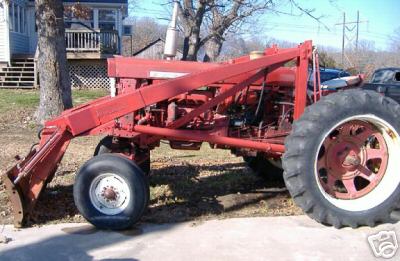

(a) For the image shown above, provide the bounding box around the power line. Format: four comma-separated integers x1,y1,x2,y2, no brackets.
335,11,368,69
131,7,166,16
265,27,337,36
266,22,326,29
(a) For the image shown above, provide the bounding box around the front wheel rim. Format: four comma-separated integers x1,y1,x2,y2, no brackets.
315,115,400,212
89,173,131,215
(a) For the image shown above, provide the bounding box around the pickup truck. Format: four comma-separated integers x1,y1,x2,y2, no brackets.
362,67,400,104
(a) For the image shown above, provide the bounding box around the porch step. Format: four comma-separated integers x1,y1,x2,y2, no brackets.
0,82,35,88
0,72,35,76
12,54,34,59
3,76,35,79
2,77,35,82
2,67,34,72
0,80,34,83
11,62,35,67
0,57,35,89
12,57,34,61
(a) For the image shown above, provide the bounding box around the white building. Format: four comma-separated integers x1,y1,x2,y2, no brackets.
0,0,128,88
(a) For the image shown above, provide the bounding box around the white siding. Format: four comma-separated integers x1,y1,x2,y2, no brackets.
10,32,29,54
0,20,7,62
0,1,10,63
26,3,36,53
8,0,30,55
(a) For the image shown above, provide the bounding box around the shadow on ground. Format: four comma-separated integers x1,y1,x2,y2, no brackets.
27,162,292,226
0,223,160,260
145,162,288,223
0,163,294,260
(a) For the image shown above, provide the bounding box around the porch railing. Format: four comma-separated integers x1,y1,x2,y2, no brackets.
65,29,119,54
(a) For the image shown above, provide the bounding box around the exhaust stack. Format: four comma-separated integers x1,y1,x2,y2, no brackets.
164,1,179,60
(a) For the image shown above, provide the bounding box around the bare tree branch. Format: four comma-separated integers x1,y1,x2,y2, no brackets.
289,0,330,32
171,0,329,61
390,27,400,52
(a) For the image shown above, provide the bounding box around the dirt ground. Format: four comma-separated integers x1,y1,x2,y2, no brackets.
0,90,302,226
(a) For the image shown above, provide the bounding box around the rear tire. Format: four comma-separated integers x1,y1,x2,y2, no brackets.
283,90,400,228
73,154,149,230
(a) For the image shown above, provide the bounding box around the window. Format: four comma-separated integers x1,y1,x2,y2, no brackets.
13,3,17,31
98,9,116,30
64,7,94,29
123,25,131,35
8,3,13,30
320,72,338,83
9,3,26,34
19,5,24,33
371,70,394,83
395,72,400,82
371,71,384,83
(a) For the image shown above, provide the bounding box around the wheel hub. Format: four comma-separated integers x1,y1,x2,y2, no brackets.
317,120,389,200
103,187,118,201
342,153,361,169
89,173,131,215
326,140,363,179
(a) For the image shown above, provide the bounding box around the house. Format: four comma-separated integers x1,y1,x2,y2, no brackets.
0,0,128,89
122,38,183,60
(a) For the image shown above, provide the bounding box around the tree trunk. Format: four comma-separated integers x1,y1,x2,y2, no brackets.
203,37,223,62
186,32,200,61
182,28,201,61
35,0,72,124
182,35,190,60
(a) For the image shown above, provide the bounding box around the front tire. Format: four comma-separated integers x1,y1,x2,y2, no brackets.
283,90,400,228
94,136,151,174
243,154,284,184
73,154,149,230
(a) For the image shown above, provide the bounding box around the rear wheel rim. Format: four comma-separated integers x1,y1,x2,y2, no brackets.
89,173,131,215
315,115,400,211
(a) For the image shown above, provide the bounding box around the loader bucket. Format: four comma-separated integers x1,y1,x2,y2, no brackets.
2,127,72,227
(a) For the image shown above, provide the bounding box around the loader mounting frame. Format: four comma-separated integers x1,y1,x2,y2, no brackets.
3,41,314,227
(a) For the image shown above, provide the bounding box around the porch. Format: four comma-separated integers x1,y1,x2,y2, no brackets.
0,0,126,89
65,29,119,59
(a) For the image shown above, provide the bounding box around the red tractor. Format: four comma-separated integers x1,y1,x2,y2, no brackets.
3,40,400,230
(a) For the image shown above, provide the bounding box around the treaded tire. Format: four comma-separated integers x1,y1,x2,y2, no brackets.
93,136,114,156
283,89,400,228
243,155,284,184
73,154,149,230
94,136,150,174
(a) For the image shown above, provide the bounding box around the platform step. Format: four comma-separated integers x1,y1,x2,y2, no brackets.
0,86,34,89
10,62,35,67
0,71,35,76
0,57,36,88
1,67,34,72
3,76,35,79
0,82,35,88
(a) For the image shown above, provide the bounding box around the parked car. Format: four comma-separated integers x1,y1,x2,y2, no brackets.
362,68,400,104
308,68,351,89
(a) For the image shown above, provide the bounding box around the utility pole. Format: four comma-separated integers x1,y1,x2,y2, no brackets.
341,12,345,67
335,11,368,69
356,10,359,51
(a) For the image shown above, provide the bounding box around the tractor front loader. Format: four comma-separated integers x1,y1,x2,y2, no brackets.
4,40,400,230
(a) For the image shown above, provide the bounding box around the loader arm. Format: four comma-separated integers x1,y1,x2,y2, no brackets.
2,41,312,227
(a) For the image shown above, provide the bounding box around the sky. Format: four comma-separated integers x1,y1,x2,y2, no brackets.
130,0,399,51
